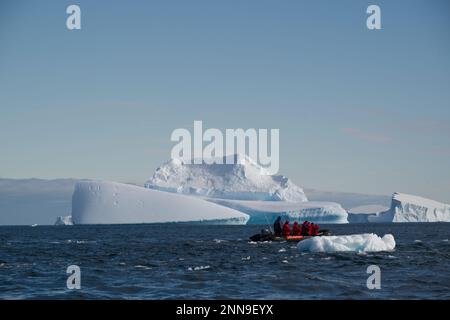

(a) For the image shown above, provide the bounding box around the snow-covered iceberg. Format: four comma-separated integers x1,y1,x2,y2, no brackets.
297,234,396,253
368,193,450,223
72,180,249,225
209,199,348,224
145,154,308,202
54,215,73,226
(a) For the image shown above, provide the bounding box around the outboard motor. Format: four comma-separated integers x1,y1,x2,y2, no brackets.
249,229,274,241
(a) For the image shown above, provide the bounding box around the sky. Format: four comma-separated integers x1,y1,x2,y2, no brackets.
1,0,450,202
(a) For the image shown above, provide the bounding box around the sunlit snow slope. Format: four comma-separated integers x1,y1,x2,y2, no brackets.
72,180,249,225
145,155,308,202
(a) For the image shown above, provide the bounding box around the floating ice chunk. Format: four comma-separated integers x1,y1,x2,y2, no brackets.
297,233,396,253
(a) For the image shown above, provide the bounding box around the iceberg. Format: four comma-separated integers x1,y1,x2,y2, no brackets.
368,193,450,223
349,205,390,214
68,156,350,225
145,154,308,202
54,215,73,226
297,233,396,253
71,180,249,225
209,199,348,224
303,188,391,210
347,205,389,223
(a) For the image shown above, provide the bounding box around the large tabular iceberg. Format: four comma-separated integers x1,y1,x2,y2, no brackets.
72,180,249,225
145,154,308,202
297,234,396,253
368,193,450,223
209,199,348,224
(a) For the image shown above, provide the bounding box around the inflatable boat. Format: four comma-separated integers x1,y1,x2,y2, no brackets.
249,230,331,242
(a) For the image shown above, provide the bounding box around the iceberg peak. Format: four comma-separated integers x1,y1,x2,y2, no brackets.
145,154,308,202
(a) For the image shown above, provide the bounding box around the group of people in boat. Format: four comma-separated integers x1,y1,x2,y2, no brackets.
273,217,320,237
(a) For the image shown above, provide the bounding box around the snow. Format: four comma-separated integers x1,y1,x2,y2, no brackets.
145,154,307,202
369,192,450,223
209,198,348,224
54,215,73,226
297,234,396,253
72,180,249,225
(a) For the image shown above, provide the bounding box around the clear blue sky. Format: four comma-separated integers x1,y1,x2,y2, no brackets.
1,0,450,202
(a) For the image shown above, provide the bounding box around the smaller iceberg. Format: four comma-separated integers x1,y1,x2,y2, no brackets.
297,233,395,253
54,215,74,226
369,193,450,223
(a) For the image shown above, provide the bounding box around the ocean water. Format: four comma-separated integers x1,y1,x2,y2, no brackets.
0,223,449,299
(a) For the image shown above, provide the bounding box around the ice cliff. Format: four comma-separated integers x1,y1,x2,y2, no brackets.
368,193,450,223
71,180,249,225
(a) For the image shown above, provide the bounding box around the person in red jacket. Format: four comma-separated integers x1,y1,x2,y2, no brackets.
282,221,291,237
301,221,310,236
313,223,320,236
292,221,302,236
309,223,320,236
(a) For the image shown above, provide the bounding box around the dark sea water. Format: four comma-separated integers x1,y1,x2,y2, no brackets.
0,223,449,299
